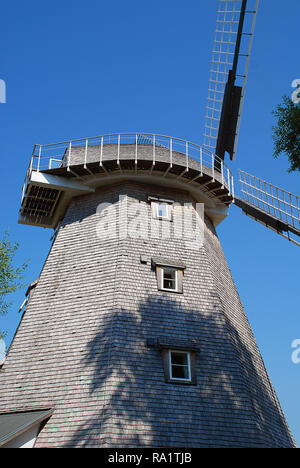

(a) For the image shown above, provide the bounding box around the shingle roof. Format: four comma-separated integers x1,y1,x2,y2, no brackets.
0,409,53,446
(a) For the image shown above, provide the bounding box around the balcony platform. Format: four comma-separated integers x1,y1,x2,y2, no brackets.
19,134,235,229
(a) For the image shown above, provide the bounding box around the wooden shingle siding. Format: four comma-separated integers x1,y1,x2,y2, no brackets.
0,181,296,448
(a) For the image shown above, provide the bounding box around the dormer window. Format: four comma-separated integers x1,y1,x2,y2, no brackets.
169,350,191,382
155,202,170,220
162,267,177,292
148,197,173,221
158,344,198,385
152,258,186,294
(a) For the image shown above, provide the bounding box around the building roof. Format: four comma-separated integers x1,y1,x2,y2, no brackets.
0,409,53,447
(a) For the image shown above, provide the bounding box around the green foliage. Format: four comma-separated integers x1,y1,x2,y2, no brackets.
272,95,300,172
0,232,28,340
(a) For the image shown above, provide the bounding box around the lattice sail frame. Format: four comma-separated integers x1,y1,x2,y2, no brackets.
203,0,259,159
238,170,300,246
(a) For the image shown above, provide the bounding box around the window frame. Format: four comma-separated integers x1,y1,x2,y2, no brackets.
160,348,197,385
168,350,192,382
150,199,173,221
155,202,170,220
156,265,183,294
161,266,178,292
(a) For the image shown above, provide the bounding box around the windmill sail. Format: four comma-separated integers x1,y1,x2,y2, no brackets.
203,0,259,161
235,170,300,246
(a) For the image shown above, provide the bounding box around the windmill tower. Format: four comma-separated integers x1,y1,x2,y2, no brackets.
0,1,298,448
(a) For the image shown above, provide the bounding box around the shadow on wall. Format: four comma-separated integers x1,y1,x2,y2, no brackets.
63,295,295,448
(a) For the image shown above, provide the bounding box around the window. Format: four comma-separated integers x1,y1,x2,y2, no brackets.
146,339,198,385
152,258,185,294
160,348,196,384
157,266,183,293
149,197,173,221
153,261,184,294
169,350,191,382
162,267,177,291
155,202,170,220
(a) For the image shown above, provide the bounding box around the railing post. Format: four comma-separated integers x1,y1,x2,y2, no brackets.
212,153,215,182
200,147,203,176
153,135,156,165
117,134,120,165
100,136,103,166
135,134,138,166
37,145,41,172
32,145,36,170
185,141,189,172
221,161,224,188
67,142,72,170
228,168,230,194
170,138,173,167
84,139,88,167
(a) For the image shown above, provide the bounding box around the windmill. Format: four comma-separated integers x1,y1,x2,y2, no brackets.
0,1,297,448
203,0,300,246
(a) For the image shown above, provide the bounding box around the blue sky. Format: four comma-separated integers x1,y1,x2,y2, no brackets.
0,0,299,445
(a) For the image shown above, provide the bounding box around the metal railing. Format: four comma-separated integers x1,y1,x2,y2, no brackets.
21,133,234,201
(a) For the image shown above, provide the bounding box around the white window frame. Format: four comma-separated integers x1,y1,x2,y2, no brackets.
161,267,178,292
151,200,172,221
168,350,191,382
156,202,170,220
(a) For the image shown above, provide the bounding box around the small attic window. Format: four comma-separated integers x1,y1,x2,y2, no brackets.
148,197,173,221
160,348,197,384
146,337,198,385
155,202,170,220
162,267,177,291
156,266,183,293
169,350,191,382
152,258,185,294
